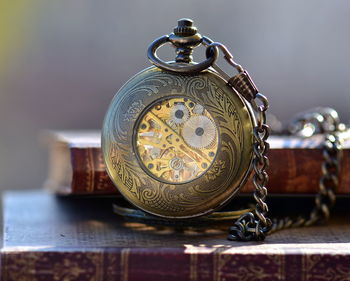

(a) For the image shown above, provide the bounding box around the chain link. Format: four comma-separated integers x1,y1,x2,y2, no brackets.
227,92,272,241
269,109,345,234
205,42,346,241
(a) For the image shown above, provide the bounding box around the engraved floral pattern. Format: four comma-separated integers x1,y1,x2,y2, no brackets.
123,100,145,122
205,160,226,182
102,68,251,217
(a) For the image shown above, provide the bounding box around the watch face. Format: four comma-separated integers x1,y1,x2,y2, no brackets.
135,97,219,184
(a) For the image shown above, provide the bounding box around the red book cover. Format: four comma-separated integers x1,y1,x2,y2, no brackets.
43,130,350,195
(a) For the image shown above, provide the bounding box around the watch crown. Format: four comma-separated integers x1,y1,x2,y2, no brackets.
174,18,197,37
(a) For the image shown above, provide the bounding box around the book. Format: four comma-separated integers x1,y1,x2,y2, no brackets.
42,130,350,195
1,190,350,281
42,131,116,195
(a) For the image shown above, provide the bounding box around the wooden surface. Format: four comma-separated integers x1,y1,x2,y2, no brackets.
1,191,350,281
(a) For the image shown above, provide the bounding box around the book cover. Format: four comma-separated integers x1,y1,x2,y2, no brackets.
1,191,350,281
42,130,350,195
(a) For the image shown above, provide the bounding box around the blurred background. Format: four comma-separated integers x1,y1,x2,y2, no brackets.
0,0,349,190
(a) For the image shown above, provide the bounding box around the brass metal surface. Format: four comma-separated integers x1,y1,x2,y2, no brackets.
102,66,254,218
113,204,254,226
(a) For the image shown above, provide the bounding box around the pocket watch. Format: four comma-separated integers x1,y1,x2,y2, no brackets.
102,18,272,240
102,19,347,242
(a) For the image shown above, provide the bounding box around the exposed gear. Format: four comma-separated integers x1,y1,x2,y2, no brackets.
193,104,204,114
136,97,219,184
169,157,184,171
170,104,189,124
182,116,217,149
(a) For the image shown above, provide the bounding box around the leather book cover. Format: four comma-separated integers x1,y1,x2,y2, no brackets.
42,130,350,195
1,191,350,281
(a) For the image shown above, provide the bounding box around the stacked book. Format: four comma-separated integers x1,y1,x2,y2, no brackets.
43,130,350,196
1,130,350,280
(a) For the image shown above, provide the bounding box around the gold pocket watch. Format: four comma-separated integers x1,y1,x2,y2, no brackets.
102,18,273,240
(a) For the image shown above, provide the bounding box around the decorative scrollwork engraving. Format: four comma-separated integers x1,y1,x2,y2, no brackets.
102,67,253,218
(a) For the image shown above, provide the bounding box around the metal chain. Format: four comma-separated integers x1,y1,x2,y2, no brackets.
204,42,346,241
268,109,345,234
227,92,273,241
204,42,273,241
